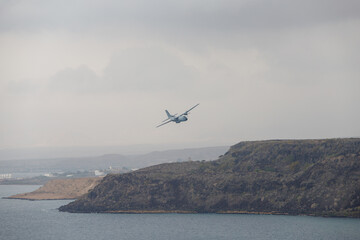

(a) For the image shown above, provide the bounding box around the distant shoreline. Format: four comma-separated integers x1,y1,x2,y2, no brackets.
3,196,75,201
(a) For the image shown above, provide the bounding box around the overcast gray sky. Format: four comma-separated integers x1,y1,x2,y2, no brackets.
1,0,359,151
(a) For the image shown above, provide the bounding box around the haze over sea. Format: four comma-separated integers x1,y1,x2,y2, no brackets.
1,185,359,240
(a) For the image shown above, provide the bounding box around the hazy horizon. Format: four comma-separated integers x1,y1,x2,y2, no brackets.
1,0,359,151
0,143,232,161
2,137,360,161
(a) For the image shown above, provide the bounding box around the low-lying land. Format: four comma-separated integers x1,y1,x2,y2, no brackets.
0,171,104,185
7,177,102,200
59,138,360,217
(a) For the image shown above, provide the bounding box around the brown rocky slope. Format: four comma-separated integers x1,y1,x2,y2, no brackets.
8,177,102,200
59,138,360,217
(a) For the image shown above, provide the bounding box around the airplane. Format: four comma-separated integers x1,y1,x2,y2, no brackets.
156,104,200,128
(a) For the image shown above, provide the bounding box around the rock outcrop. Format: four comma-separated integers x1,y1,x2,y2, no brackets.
59,138,360,217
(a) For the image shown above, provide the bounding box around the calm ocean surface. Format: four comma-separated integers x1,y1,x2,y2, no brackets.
0,185,359,240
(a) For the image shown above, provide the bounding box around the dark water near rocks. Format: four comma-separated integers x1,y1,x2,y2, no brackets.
1,185,359,240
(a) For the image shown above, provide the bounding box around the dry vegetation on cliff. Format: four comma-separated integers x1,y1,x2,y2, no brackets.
8,177,102,200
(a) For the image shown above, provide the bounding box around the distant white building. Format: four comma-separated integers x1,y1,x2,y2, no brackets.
0,174,12,179
94,170,105,176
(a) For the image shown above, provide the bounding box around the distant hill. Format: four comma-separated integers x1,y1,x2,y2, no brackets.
59,138,360,217
0,146,228,173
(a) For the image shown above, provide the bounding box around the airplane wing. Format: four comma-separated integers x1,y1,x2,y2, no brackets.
181,103,199,116
162,113,177,122
156,120,173,128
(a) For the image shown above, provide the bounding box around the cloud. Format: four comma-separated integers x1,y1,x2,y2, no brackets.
1,0,360,149
48,65,100,93
6,47,199,95
1,0,359,34
102,47,198,92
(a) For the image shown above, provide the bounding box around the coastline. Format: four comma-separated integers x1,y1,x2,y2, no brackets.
5,177,102,201
104,210,287,215
3,196,76,201
66,209,359,218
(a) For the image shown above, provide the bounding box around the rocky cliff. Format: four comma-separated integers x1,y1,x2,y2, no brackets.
59,138,360,217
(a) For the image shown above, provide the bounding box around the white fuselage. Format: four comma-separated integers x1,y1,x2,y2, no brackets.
173,115,188,123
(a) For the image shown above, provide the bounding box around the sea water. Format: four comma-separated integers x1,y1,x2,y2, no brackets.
0,185,359,240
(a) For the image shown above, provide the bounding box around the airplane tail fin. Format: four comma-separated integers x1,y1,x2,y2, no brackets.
165,110,172,118
162,110,176,122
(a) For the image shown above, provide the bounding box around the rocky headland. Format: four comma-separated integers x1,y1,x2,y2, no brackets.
59,138,360,217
